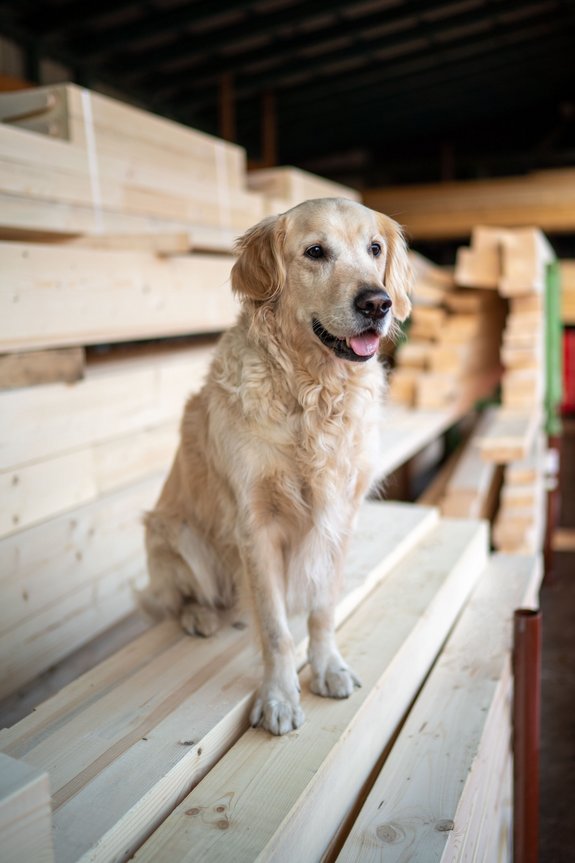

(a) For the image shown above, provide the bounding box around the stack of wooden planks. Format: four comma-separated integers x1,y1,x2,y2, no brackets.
454,226,554,554
363,168,575,239
0,83,260,251
247,165,360,216
390,253,505,410
0,497,542,862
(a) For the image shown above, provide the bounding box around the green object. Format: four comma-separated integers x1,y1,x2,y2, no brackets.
545,260,563,437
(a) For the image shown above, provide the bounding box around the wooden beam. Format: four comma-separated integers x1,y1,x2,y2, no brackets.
0,502,438,863
130,519,488,863
0,753,54,863
336,553,542,862
0,243,237,352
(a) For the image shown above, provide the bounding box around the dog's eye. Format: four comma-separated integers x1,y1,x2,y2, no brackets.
305,245,324,260
370,242,382,257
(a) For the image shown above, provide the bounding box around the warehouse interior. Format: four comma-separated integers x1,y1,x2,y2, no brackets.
0,2,574,861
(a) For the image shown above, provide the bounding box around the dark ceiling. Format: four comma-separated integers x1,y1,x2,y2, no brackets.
1,0,575,186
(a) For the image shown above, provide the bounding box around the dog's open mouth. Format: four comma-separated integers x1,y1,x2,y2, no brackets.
312,319,381,362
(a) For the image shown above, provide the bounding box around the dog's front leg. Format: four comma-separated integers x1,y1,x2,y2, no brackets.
246,530,304,736
308,589,361,699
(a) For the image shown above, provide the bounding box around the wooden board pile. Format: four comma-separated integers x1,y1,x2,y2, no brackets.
0,499,542,862
0,83,260,251
247,164,361,216
363,168,575,239
0,84,363,698
454,226,553,554
390,251,505,410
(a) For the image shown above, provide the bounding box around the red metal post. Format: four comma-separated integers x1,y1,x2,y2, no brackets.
513,608,542,863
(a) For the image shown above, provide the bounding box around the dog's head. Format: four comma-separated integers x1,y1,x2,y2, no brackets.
231,198,412,362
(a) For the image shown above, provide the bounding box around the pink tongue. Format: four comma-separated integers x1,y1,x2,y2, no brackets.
349,332,380,357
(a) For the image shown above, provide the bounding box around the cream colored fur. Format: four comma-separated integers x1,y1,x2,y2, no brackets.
143,198,412,735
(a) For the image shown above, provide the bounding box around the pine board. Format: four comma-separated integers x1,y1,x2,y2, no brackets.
335,553,542,863
0,752,54,863
0,502,438,863
0,242,237,351
0,473,165,697
0,343,215,471
475,408,541,464
131,519,488,863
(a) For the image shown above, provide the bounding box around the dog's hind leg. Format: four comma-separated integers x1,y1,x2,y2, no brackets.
143,511,227,637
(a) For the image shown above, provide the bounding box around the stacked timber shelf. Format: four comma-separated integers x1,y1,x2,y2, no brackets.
0,84,544,863
393,223,557,557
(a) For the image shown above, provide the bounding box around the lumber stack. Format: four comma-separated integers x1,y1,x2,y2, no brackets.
436,408,503,521
247,165,360,215
363,168,575,239
390,253,505,410
0,502,542,863
0,753,53,863
454,226,554,554
0,83,261,250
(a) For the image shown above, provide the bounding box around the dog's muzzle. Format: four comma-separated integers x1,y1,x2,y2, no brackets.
312,288,392,362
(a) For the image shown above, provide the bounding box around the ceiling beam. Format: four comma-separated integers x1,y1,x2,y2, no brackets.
118,0,552,97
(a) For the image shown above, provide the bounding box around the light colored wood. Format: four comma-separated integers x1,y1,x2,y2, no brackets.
0,473,164,697
0,347,84,389
0,502,439,863
439,409,498,519
552,528,575,552
247,165,360,205
363,171,575,238
0,84,247,189
0,343,215,471
0,752,54,863
131,519,488,863
0,421,179,538
335,552,541,863
475,407,541,464
0,242,237,351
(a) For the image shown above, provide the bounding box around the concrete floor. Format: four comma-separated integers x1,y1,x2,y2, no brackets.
539,421,575,863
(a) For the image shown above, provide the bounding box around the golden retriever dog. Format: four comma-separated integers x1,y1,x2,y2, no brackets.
143,198,411,735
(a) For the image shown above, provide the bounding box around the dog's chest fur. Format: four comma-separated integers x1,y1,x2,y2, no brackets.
213,329,385,544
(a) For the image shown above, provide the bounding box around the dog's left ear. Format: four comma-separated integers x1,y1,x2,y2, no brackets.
376,213,413,322
231,214,286,303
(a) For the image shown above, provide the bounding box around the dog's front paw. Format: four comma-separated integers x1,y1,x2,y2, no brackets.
310,657,362,699
250,682,304,736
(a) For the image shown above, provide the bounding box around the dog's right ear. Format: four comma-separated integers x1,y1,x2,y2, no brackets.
231,215,286,303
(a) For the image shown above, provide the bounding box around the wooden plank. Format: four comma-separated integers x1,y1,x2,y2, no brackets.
0,752,54,863
439,408,499,518
363,171,575,238
475,407,541,464
0,242,237,351
0,84,247,189
0,343,215,470
0,473,165,697
335,553,542,863
130,518,488,863
0,421,179,538
247,165,360,204
0,502,439,863
0,348,84,389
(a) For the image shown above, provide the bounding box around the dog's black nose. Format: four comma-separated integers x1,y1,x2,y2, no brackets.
354,289,392,320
